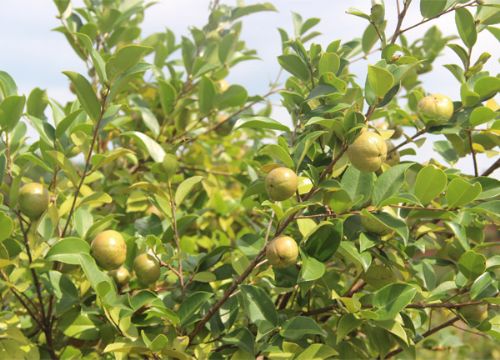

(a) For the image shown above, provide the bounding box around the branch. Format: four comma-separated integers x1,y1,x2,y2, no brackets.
388,128,426,155
389,0,412,45
482,158,499,176
467,130,479,176
384,316,460,359
167,182,184,288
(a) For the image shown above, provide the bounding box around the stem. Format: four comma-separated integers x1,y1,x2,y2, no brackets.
384,316,460,359
167,182,184,288
467,130,478,176
389,0,412,45
388,128,426,155
482,158,499,176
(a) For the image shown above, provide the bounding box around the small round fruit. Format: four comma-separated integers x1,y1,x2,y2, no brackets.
385,141,400,166
265,167,298,201
417,94,454,126
161,153,179,180
18,183,49,220
347,131,387,172
459,304,488,327
91,230,127,270
266,236,299,268
109,266,130,286
360,213,393,235
134,253,160,285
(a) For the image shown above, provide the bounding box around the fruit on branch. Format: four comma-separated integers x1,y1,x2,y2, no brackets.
265,167,298,201
91,230,127,270
363,263,397,289
360,212,393,235
417,94,454,126
215,115,237,136
459,304,488,327
161,153,179,180
133,253,161,285
385,141,400,166
109,266,130,286
266,236,299,268
347,130,387,172
18,182,49,220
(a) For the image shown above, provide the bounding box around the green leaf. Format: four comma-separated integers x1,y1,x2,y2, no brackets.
278,54,310,81
470,106,496,126
0,71,17,99
63,71,100,121
373,163,414,206
337,313,362,343
240,285,278,326
295,344,338,360
179,292,213,326
45,237,91,265
198,76,216,115
46,150,80,186
367,65,394,98
280,316,326,340
231,2,276,20
470,272,497,300
458,250,486,280
121,131,166,163
0,95,25,132
446,177,482,208
302,221,342,262
373,283,417,319
413,165,447,205
318,52,340,76
368,212,409,244
338,241,372,272
158,79,177,115
460,83,480,107
259,144,294,168
234,116,289,132
341,166,375,207
106,45,150,80
299,252,326,283
0,213,13,242
175,176,203,205
474,76,500,99
136,106,160,136
74,33,107,83
27,88,48,118
455,8,477,48
420,0,446,18
216,85,248,109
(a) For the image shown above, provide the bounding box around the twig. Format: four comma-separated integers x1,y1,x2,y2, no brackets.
467,130,478,176
389,0,412,45
167,182,184,288
482,158,500,176
388,128,426,155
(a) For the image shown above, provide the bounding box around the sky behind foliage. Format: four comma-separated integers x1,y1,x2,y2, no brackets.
1,0,498,176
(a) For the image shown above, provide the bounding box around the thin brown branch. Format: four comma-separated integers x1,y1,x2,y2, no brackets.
388,128,426,155
482,158,500,176
467,130,478,176
389,0,412,45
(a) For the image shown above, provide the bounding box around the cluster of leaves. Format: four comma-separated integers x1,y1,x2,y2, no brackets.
0,0,498,359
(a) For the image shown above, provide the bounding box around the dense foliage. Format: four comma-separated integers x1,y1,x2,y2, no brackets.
0,0,499,359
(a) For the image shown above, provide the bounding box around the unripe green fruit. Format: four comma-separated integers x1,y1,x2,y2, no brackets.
18,183,49,220
109,266,130,286
161,153,179,180
133,253,160,285
91,230,127,270
266,236,298,268
363,263,396,289
459,304,488,327
360,213,393,235
385,141,400,166
417,94,454,126
347,131,387,172
265,167,298,201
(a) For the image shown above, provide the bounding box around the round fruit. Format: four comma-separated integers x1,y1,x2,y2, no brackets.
385,141,400,166
347,131,387,172
161,153,179,180
91,230,127,270
360,213,393,235
459,304,488,327
18,183,49,220
266,236,299,268
417,94,454,126
109,266,130,286
363,263,396,289
133,253,161,285
265,167,298,201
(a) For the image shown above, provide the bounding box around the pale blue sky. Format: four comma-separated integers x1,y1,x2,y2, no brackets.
1,0,498,176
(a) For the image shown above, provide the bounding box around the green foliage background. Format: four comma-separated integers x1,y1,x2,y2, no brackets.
0,0,499,359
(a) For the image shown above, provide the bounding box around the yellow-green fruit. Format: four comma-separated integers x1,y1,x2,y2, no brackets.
417,94,454,126
363,264,397,289
266,236,299,268
459,304,488,327
347,131,387,172
109,266,130,286
18,183,49,220
134,253,160,285
161,153,179,180
385,141,400,166
91,230,127,270
265,167,298,201
360,213,393,235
